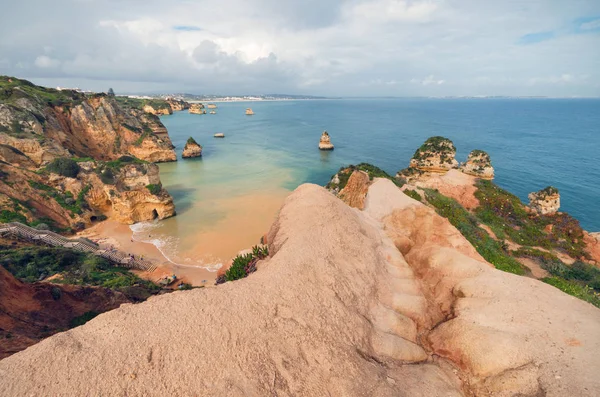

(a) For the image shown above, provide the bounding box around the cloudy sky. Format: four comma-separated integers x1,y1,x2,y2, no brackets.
1,0,599,96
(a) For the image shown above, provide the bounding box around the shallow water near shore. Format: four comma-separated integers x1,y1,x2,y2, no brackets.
130,98,600,273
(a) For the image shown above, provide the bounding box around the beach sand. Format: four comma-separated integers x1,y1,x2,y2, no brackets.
77,189,288,286
77,221,217,286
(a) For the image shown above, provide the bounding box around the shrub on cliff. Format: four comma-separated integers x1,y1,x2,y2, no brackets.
146,184,162,195
46,158,80,178
186,137,199,146
224,245,269,282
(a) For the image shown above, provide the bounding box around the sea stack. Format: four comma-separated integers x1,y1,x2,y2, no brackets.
409,136,457,173
528,186,560,215
245,108,254,115
460,150,494,179
189,103,206,114
182,137,202,158
318,131,334,150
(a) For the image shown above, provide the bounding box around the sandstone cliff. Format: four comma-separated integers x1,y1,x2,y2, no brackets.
528,186,560,215
166,98,190,111
0,76,176,164
0,265,129,359
189,103,206,114
0,158,175,229
409,136,458,172
182,137,202,158
1,181,598,396
142,105,172,116
460,149,494,179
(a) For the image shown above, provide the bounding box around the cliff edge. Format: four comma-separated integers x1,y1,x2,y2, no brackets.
1,182,599,396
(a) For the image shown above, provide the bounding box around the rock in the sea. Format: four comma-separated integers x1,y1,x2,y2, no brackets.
213,133,225,138
460,149,494,179
528,186,560,215
182,137,202,158
409,136,458,172
189,103,206,114
318,131,334,150
166,99,190,111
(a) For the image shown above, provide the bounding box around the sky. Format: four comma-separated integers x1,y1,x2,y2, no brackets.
0,0,599,97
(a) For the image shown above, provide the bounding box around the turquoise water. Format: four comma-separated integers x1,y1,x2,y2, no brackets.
134,99,600,271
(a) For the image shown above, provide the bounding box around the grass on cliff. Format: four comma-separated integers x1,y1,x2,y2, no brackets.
327,163,405,191
423,188,526,275
221,245,269,283
114,96,172,113
0,75,86,108
0,246,161,300
474,180,588,259
28,180,90,216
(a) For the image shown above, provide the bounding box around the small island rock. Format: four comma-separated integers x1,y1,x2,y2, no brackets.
189,103,206,114
318,131,334,150
182,137,202,158
460,150,494,179
528,186,560,215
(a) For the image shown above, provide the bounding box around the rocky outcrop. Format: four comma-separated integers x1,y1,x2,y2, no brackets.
338,170,370,209
0,159,175,228
0,77,176,164
528,186,560,215
409,136,458,173
166,99,190,112
460,149,494,179
142,105,172,116
0,265,129,359
2,181,599,396
318,130,334,150
189,103,206,114
182,137,202,159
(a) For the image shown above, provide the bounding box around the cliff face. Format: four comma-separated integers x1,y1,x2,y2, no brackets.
0,77,176,164
188,103,206,114
0,265,129,359
0,158,175,229
460,149,494,179
1,181,598,396
166,99,190,111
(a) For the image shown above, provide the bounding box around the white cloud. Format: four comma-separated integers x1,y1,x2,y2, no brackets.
34,55,60,68
580,19,600,30
0,0,598,96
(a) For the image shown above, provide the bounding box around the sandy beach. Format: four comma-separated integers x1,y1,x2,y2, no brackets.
77,221,218,286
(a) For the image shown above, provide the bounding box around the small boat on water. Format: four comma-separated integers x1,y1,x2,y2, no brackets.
214,133,225,138
210,111,216,114
245,108,254,115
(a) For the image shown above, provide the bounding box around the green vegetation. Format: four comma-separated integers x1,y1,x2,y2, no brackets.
133,131,151,146
412,136,456,163
28,180,89,215
0,75,86,108
45,158,81,178
403,189,422,202
326,163,404,191
114,96,171,113
474,180,587,259
423,188,526,275
146,184,161,195
542,277,600,308
224,245,269,282
0,246,161,300
0,209,27,223
69,311,99,328
100,168,115,184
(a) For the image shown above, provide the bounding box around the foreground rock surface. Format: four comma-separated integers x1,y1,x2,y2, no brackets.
1,181,599,396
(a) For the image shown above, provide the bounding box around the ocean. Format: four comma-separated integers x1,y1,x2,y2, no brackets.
130,98,600,270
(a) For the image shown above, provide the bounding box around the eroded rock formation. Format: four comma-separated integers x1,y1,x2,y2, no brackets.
1,181,598,396
460,149,494,179
318,130,334,150
142,105,172,116
182,138,202,159
528,186,560,215
166,99,190,112
409,136,458,173
189,103,206,114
